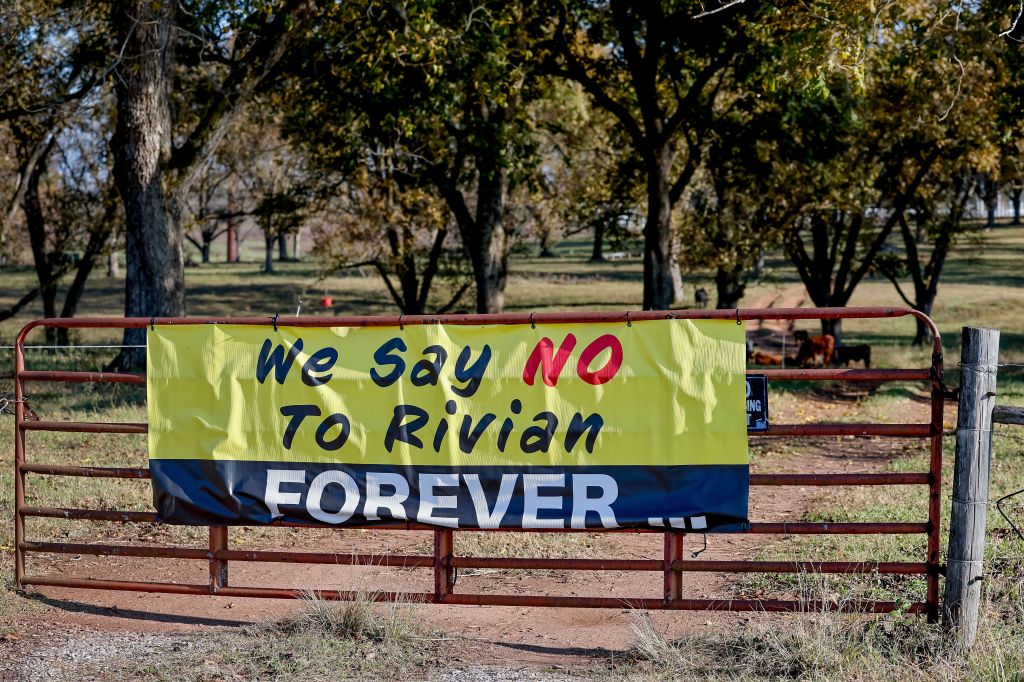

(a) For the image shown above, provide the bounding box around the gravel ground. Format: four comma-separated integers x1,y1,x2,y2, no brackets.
1,630,592,681
1,631,207,682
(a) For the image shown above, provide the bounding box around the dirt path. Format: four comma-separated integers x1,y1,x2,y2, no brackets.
2,431,901,676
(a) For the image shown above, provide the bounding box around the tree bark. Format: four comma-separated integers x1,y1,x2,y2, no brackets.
465,137,510,314
23,141,59,342
264,230,275,273
111,0,183,369
277,231,288,261
642,147,675,310
1011,188,1021,225
590,220,605,262
714,264,745,309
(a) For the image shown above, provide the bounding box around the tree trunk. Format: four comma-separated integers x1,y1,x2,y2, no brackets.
108,250,119,277
201,239,211,264
292,230,301,260
57,224,111,345
590,220,605,262
111,0,183,370
1012,189,1021,226
226,222,239,262
820,318,843,346
642,147,675,310
264,231,275,274
23,138,59,342
277,231,288,261
752,250,765,280
471,154,509,314
714,264,745,309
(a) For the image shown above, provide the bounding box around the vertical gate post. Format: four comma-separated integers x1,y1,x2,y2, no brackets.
434,529,454,602
944,326,999,646
13,337,26,587
209,527,229,591
664,531,684,601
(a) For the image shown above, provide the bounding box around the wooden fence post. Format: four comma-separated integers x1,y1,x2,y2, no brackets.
944,326,1000,646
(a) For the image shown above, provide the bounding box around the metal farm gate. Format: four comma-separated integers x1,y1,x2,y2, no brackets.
12,308,947,620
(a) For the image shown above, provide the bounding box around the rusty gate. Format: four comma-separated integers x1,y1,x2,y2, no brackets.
11,307,946,620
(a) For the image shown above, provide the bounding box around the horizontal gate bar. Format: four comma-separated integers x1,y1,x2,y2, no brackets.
18,575,929,613
20,542,933,576
19,370,145,384
747,522,927,534
749,473,930,485
15,307,938,330
20,507,927,534
18,466,929,487
14,368,930,385
19,421,147,434
756,368,930,381
16,422,933,437
20,507,159,523
753,424,931,437
673,560,929,574
19,542,435,567
20,464,150,478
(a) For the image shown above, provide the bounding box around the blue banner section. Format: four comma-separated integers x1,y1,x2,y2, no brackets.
150,460,749,532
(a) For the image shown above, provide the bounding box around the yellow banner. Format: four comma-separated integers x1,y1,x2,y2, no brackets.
147,320,748,468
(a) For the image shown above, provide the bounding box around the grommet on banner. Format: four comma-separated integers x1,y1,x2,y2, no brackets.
150,317,156,331
272,313,280,332
735,309,742,325
398,314,404,331
530,312,536,329
625,311,632,327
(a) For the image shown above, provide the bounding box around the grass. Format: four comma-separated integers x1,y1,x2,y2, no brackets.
67,590,440,681
623,597,1024,681
3,223,1024,678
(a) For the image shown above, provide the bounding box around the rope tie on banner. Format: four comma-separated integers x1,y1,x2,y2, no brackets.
150,317,156,331
690,534,708,559
295,299,302,317
735,309,742,325
625,311,632,327
530,312,536,330
398,314,404,331
271,313,280,332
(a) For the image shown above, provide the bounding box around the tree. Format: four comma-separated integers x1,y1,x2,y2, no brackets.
283,1,548,313
311,167,471,315
110,0,313,369
0,1,116,337
544,1,759,309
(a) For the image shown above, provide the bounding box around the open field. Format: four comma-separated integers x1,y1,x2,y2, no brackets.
2,225,1024,679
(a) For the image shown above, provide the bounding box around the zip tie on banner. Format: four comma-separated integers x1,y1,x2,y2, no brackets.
530,312,536,330
625,311,632,327
150,317,156,331
295,299,302,316
272,313,280,332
